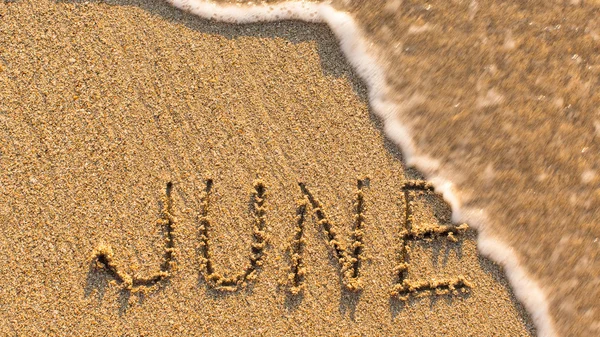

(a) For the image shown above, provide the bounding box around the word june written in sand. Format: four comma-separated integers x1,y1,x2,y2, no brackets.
91,178,472,299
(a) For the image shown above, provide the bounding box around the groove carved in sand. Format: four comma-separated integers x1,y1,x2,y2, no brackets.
197,179,268,292
91,182,177,293
284,179,368,293
282,198,308,295
89,179,470,300
390,180,471,300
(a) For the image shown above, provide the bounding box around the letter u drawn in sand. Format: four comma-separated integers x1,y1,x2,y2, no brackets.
197,179,268,292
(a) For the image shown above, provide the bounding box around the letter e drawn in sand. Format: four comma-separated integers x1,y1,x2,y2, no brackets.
90,182,177,294
283,178,368,294
390,180,472,300
197,179,268,292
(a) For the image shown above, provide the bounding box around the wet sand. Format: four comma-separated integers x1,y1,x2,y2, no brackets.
0,0,536,335
332,1,600,335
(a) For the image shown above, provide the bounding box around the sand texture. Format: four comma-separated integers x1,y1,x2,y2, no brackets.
0,0,536,335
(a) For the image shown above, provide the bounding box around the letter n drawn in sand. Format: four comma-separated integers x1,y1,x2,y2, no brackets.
283,179,368,294
390,180,472,300
197,179,268,292
90,182,177,294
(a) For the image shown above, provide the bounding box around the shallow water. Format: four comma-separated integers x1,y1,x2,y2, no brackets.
165,1,600,336
346,2,600,336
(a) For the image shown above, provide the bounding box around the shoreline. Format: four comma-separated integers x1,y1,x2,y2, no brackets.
164,0,555,335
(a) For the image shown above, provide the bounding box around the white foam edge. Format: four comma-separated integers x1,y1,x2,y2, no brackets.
165,1,557,336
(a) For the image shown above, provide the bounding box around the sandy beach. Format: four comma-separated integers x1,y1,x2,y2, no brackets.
0,0,540,335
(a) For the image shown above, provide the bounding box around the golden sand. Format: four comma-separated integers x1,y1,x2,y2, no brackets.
0,0,535,335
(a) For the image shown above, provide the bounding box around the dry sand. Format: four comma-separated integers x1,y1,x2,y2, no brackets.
0,0,535,335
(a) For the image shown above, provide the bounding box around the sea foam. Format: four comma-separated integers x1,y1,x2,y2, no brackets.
165,1,556,336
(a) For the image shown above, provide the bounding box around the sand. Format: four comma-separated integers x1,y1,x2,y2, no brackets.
0,0,536,335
